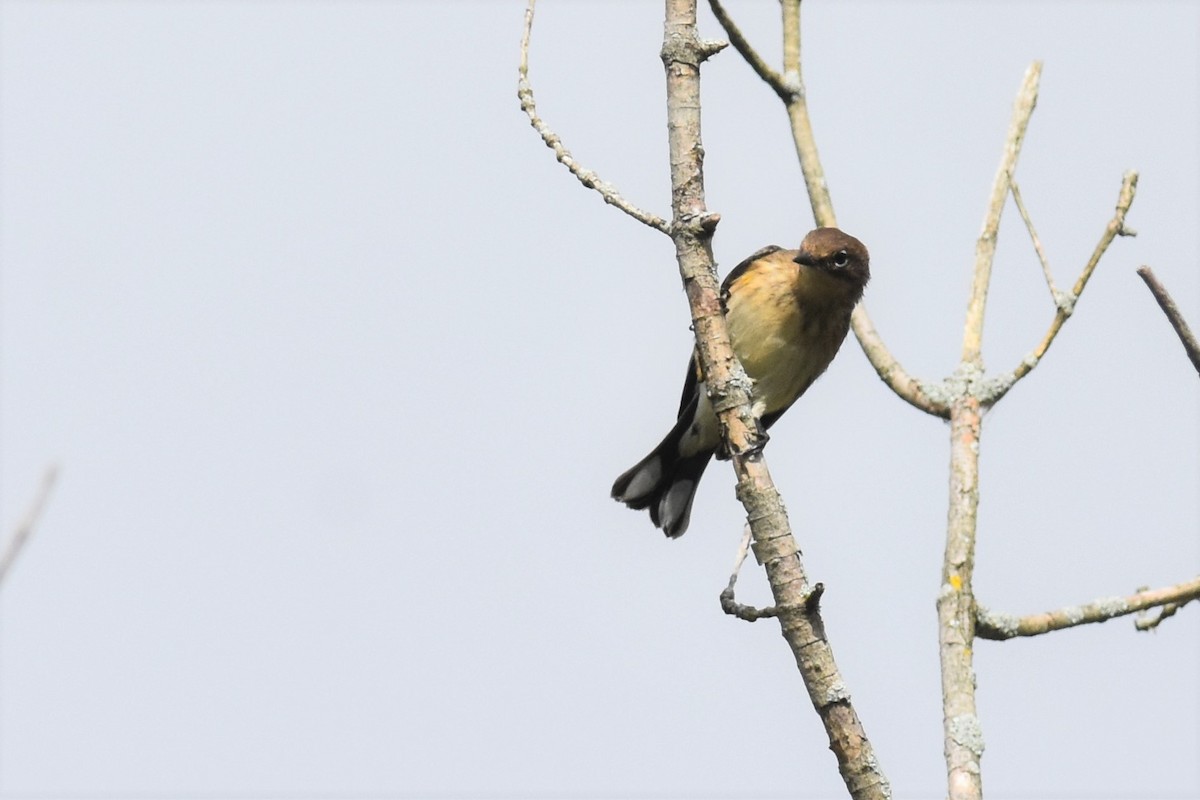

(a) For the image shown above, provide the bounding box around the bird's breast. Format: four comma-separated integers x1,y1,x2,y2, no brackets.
724,263,853,416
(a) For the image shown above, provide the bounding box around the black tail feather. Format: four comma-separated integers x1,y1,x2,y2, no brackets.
612,417,715,538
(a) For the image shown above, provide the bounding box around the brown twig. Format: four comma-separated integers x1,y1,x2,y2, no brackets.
518,0,671,234
976,577,1200,640
0,465,59,588
1136,265,1200,376
706,0,791,101
986,171,1138,403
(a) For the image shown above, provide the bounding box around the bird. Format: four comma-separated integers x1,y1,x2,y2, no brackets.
611,227,870,538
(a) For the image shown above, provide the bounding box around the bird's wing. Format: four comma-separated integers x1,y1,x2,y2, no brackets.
677,245,785,419
720,244,785,299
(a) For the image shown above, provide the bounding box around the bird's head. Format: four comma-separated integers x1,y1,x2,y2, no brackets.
793,227,870,289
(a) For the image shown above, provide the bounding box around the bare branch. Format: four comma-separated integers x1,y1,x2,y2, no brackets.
734,0,934,418
976,576,1200,640
0,465,59,588
707,0,792,101
517,0,670,234
938,399,984,800
1009,177,1064,308
962,62,1042,366
1136,265,1200,376
658,2,889,796
986,171,1138,403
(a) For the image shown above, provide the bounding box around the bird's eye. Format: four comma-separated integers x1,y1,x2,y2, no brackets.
833,250,850,268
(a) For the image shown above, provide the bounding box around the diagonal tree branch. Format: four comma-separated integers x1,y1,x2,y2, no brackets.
521,2,889,796
0,465,59,588
518,2,671,234
660,2,888,796
976,577,1200,640
707,0,791,101
1137,265,1200,376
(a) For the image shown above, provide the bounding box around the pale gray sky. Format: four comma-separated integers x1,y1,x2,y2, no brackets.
1,2,1197,798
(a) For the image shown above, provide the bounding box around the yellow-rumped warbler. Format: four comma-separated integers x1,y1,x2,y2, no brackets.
612,227,870,537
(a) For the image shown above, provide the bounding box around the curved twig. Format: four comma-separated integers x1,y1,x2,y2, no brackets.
518,0,670,233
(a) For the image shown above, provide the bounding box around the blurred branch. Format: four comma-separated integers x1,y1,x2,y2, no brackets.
1136,265,1200,376
986,171,1138,404
518,0,671,233
976,577,1200,640
0,465,58,588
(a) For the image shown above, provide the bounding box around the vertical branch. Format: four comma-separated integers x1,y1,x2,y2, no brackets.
939,401,984,800
662,1,889,797
779,0,835,229
936,63,1041,800
962,63,1042,366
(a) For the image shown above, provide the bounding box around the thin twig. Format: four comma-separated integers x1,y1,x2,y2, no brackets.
976,576,1200,640
1009,177,1063,308
1136,265,1200,376
518,0,671,234
962,62,1042,366
719,525,812,621
0,465,59,587
707,0,792,102
986,171,1138,403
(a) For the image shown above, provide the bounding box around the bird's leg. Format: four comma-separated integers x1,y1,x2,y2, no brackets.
714,416,770,461
743,417,770,459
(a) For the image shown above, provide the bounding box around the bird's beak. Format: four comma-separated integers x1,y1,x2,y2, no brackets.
793,251,815,267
